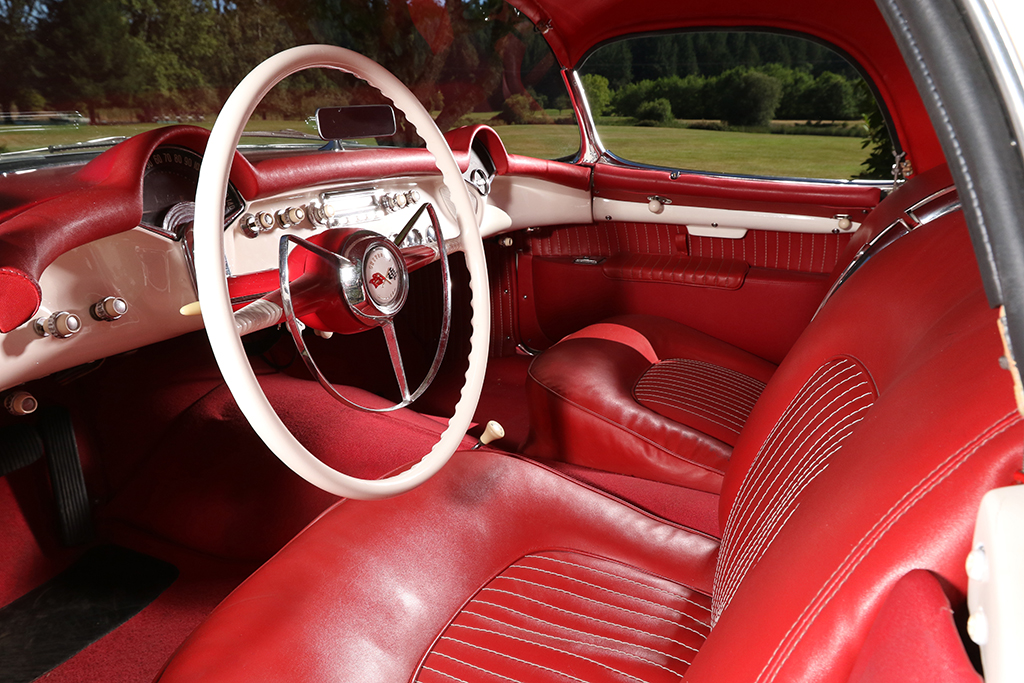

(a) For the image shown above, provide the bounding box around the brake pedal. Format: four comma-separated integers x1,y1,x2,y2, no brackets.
36,407,94,546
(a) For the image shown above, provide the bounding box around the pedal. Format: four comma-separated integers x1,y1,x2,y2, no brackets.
36,407,94,546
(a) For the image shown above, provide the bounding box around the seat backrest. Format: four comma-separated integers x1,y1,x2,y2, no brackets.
819,164,957,309
685,200,1020,681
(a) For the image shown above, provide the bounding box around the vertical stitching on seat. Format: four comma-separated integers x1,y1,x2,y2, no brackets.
713,358,876,623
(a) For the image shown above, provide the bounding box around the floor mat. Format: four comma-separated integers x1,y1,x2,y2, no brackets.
0,545,178,683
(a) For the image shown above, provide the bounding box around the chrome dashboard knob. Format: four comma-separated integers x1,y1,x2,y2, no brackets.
241,213,260,238
44,311,82,338
92,296,128,321
4,391,38,416
256,211,276,232
307,201,335,227
277,206,305,227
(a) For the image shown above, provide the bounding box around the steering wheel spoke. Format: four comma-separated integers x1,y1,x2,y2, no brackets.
381,321,411,402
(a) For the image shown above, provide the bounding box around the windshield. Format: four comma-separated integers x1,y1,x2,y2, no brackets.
0,0,579,161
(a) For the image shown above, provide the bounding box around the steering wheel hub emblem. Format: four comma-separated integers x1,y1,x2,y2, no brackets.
363,244,405,312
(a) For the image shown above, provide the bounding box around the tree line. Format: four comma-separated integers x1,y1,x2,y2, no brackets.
581,66,872,127
0,0,557,132
578,32,877,126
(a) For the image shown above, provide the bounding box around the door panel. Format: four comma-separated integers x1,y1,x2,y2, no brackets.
517,222,839,364
501,164,882,364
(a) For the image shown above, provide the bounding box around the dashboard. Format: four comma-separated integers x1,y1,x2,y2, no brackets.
0,124,593,393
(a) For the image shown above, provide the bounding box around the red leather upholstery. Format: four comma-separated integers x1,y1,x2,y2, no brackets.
602,253,749,289
522,315,777,493
689,211,1019,682
634,359,767,445
419,549,709,682
822,164,956,295
155,451,720,682
159,202,1015,683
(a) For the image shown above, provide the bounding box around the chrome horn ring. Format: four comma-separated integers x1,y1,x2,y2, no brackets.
279,203,452,411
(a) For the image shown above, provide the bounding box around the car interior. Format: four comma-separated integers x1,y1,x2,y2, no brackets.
1,0,1022,681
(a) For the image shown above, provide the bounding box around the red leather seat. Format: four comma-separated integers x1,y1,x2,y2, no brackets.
522,165,958,493
159,197,1013,682
523,315,776,493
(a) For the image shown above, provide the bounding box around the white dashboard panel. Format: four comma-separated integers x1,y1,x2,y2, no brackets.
0,228,203,392
487,176,591,234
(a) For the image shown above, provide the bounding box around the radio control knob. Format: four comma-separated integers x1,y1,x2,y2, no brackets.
47,311,82,338
240,213,260,238
278,206,305,227
92,296,128,321
308,202,336,226
255,212,276,232
409,190,420,204
394,193,408,209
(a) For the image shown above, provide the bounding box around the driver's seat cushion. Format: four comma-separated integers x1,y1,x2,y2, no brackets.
155,451,719,682
419,549,710,682
522,314,776,493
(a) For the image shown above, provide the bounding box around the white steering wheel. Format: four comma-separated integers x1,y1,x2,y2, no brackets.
194,45,490,500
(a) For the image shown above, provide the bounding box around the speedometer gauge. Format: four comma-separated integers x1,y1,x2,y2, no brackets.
141,146,244,231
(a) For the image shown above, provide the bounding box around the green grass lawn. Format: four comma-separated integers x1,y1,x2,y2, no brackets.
0,118,331,154
595,126,867,179
2,117,869,180
495,123,868,179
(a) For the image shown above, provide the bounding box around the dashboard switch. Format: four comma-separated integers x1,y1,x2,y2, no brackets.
277,206,306,227
4,391,38,416
307,201,335,227
255,211,276,232
92,296,128,321
45,311,82,339
241,213,260,238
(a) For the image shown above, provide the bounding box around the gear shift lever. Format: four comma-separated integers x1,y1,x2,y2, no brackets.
473,420,505,449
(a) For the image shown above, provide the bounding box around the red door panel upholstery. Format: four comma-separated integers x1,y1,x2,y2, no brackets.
528,252,829,364
513,164,880,363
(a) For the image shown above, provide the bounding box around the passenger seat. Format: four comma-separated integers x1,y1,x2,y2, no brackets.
522,164,958,492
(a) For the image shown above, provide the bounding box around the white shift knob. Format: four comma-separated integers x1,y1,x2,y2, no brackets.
477,420,505,447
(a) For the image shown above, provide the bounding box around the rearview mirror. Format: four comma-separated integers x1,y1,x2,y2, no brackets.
315,105,397,140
